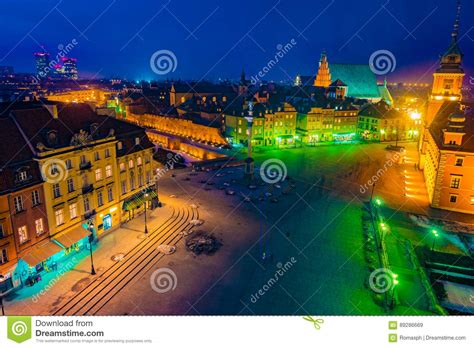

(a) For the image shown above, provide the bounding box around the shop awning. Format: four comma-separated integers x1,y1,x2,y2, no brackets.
53,225,90,248
122,188,158,211
20,241,63,268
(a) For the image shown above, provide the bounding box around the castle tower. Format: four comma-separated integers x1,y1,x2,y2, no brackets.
426,0,464,126
314,51,332,88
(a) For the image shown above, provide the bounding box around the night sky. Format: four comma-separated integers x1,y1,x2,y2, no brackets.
1,0,472,82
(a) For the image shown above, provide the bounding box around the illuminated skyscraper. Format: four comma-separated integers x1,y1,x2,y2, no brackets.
62,57,78,80
34,52,51,79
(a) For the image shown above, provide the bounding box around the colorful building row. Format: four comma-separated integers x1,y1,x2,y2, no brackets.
0,102,158,292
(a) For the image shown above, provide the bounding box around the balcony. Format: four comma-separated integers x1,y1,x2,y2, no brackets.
79,161,92,170
82,184,94,194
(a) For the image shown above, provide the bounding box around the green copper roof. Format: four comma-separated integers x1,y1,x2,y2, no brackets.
330,64,381,99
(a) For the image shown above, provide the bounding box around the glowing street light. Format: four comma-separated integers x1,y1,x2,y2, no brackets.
431,229,440,251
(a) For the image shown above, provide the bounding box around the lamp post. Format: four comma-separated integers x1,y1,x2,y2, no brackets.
389,273,399,310
144,192,149,235
244,102,254,180
87,221,96,275
0,275,5,316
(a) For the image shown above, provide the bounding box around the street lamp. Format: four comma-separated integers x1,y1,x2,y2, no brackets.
389,273,399,309
87,221,96,275
0,275,5,315
144,192,149,235
431,229,439,251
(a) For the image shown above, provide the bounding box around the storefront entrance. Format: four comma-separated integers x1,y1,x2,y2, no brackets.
103,214,112,231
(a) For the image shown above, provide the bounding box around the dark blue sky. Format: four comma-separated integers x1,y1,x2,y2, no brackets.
1,0,472,82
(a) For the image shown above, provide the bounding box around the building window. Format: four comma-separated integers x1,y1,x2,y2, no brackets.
470,196,474,205
0,223,3,238
53,183,61,198
138,171,143,187
0,248,8,264
97,191,104,207
55,209,64,226
13,196,23,213
117,142,123,150
69,203,78,219
455,157,464,167
121,180,127,194
35,218,44,235
95,168,102,181
18,226,28,244
105,165,112,178
146,171,151,184
16,170,28,182
119,163,125,172
137,157,142,166
128,159,134,168
105,148,111,158
31,190,41,206
135,137,140,145
94,152,100,161
67,178,75,193
130,173,135,190
84,196,90,212
450,176,461,189
80,155,87,165
145,155,150,164
66,159,73,169
449,194,458,203
107,187,114,202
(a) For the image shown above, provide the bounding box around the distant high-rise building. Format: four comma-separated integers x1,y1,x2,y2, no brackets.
61,57,78,80
0,66,14,78
34,52,50,78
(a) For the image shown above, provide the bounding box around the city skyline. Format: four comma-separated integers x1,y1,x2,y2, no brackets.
1,0,473,82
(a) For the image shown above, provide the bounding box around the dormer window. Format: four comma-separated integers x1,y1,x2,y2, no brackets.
135,137,140,145
47,130,58,146
117,142,123,150
16,170,28,182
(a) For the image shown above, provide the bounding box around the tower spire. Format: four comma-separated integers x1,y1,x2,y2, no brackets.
451,0,462,43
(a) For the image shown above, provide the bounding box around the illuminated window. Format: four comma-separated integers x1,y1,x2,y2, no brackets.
137,157,142,166
471,196,474,205
95,168,102,181
35,218,44,235
450,176,461,189
119,163,125,172
129,160,134,168
18,226,28,244
55,209,64,226
105,165,112,178
69,203,78,219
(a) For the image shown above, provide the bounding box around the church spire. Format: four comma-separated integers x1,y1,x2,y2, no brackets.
451,0,461,43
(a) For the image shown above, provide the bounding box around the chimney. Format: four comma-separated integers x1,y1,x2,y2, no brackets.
45,104,58,118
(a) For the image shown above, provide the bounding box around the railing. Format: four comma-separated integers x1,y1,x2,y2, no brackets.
82,184,94,194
